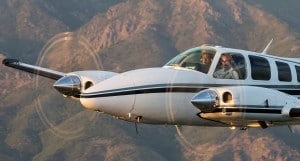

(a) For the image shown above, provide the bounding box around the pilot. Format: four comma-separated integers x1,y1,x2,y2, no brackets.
201,52,212,64
213,54,239,79
199,51,213,73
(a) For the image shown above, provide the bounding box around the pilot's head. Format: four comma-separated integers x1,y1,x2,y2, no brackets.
201,52,212,65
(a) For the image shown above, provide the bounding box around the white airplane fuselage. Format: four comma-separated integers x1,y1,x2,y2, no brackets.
77,46,300,128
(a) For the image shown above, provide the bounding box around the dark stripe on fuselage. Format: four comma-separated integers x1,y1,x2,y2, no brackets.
218,104,282,108
212,108,282,114
80,83,300,98
84,83,300,95
80,87,204,98
278,90,300,95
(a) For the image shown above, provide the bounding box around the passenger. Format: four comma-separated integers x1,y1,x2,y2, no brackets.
213,54,239,79
200,51,213,73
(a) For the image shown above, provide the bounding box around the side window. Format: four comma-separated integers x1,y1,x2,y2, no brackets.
295,65,300,82
231,54,246,79
213,53,246,79
249,55,271,80
276,61,291,82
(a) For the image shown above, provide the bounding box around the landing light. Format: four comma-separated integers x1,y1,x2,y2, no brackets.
229,126,236,130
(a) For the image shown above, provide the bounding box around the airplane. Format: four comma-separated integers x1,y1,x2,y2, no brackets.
3,42,300,131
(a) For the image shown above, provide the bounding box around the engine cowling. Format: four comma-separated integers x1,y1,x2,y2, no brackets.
191,86,300,122
53,71,118,97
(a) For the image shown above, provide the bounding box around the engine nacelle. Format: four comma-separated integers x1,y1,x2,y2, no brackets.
191,86,300,122
53,70,117,96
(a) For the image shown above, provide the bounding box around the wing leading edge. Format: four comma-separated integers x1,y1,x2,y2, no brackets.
2,58,65,80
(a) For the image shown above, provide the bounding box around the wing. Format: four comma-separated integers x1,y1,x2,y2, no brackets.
2,58,65,80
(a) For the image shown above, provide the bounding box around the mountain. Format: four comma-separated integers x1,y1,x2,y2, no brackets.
1,0,300,161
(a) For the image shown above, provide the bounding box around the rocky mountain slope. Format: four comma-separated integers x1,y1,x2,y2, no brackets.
1,0,300,160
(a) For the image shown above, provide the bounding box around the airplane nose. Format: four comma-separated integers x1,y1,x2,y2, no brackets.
191,89,219,113
79,74,135,118
53,75,81,96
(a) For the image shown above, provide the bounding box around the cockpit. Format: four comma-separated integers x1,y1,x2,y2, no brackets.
164,47,216,74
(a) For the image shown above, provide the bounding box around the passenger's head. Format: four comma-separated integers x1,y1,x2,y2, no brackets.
220,54,233,70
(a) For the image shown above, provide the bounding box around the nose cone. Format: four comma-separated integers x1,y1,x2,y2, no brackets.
53,75,81,96
191,89,219,113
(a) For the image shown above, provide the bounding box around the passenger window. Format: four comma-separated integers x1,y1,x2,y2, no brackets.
295,65,300,82
276,61,291,82
249,55,271,80
213,53,246,79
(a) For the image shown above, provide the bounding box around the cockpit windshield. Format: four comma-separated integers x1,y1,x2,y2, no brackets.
164,47,216,73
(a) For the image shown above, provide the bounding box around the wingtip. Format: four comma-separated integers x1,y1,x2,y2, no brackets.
2,58,19,66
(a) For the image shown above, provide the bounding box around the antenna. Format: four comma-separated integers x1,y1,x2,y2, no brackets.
262,39,273,54
175,125,182,136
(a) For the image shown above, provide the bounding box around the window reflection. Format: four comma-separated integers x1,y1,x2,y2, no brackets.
249,55,271,80
276,61,291,82
165,48,216,74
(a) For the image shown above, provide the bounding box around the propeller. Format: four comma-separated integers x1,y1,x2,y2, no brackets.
33,31,103,139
